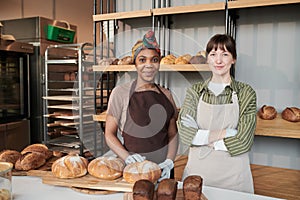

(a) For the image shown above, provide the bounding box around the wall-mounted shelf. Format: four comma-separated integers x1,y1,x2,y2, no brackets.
152,2,225,16
93,9,151,22
228,0,300,9
255,115,300,139
93,64,210,72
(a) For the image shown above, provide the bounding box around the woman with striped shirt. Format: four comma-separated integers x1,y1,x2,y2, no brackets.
177,34,257,193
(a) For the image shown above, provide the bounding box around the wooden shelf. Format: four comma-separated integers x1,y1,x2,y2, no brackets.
93,64,210,72
93,112,300,139
93,10,151,22
228,0,300,9
255,114,300,139
152,2,225,16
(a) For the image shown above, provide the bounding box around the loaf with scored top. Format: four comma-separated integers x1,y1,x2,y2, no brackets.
282,107,300,122
88,156,125,180
258,105,277,120
51,155,88,178
123,160,161,184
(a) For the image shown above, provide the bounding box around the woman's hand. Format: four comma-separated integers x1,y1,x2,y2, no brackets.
158,158,174,182
125,154,146,165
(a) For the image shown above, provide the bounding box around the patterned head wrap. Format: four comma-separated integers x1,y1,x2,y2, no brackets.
132,30,161,62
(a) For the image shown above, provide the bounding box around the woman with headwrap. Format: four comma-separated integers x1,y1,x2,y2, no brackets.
104,30,178,181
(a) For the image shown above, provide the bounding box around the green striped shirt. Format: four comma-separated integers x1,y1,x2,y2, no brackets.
177,77,257,156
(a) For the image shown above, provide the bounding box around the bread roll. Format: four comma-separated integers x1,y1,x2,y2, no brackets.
132,179,155,200
0,150,21,166
21,144,53,160
118,56,133,65
88,156,125,180
123,160,161,183
258,105,277,120
282,107,300,122
175,54,192,65
160,54,176,65
183,175,203,200
15,152,46,171
157,178,178,200
51,155,88,178
196,50,206,58
189,55,207,64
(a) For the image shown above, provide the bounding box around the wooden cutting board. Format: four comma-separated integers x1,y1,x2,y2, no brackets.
42,172,134,192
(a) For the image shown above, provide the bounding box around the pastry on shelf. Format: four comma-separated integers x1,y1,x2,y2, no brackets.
118,56,133,65
282,107,300,122
258,105,277,120
160,54,176,64
175,54,192,64
190,55,207,64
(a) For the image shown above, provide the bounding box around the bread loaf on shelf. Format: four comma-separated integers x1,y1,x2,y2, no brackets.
189,55,207,64
118,56,133,65
0,150,22,166
88,156,125,180
123,160,161,183
157,178,178,200
132,179,155,200
175,54,192,64
51,155,88,178
258,105,277,120
21,144,53,160
282,107,300,122
15,152,46,171
160,54,176,65
183,175,203,200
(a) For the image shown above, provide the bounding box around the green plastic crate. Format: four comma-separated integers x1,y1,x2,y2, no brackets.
47,24,75,43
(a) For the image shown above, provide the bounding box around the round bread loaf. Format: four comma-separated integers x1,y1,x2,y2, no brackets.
258,105,277,120
0,150,22,166
282,107,300,122
88,156,125,180
51,155,88,178
118,56,133,65
123,160,161,183
189,55,207,64
175,54,192,65
21,144,53,160
160,54,176,65
15,152,46,171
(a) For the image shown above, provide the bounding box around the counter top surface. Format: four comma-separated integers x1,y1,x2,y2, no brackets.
12,176,283,200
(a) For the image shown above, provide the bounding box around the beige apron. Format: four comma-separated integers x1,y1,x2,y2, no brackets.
182,91,254,193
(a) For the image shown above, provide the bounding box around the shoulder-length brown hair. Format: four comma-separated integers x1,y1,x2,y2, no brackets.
206,34,237,60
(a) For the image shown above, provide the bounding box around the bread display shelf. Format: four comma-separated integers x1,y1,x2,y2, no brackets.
152,2,224,16
255,114,300,139
92,1,300,22
42,172,134,193
93,64,210,72
93,9,151,21
228,0,300,9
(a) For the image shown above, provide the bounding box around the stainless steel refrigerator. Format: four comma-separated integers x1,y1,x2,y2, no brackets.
1,16,77,143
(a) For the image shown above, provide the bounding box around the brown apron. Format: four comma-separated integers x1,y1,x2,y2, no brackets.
122,81,174,164
182,91,254,193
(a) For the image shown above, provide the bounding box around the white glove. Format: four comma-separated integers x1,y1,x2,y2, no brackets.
214,129,237,151
125,154,146,165
225,128,238,137
192,129,209,145
181,114,198,129
158,159,174,182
